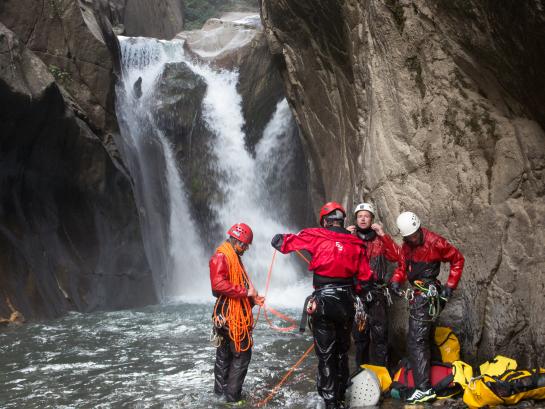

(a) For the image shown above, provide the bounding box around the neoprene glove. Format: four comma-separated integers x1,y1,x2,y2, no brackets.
271,234,283,251
441,286,453,300
390,281,404,297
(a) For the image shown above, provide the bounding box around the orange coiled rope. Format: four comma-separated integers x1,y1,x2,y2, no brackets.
213,242,254,352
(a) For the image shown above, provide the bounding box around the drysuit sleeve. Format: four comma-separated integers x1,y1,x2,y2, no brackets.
437,237,465,289
390,244,408,284
209,253,248,298
273,230,316,255
380,234,405,283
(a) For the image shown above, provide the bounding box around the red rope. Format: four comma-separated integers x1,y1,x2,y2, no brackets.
254,343,315,407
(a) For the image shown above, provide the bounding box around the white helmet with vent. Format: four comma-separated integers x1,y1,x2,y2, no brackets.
353,202,376,217
396,211,421,236
347,367,381,408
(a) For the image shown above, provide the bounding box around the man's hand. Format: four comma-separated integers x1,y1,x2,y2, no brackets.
371,223,385,236
390,281,404,297
253,295,265,306
271,234,283,250
441,286,453,301
346,225,356,234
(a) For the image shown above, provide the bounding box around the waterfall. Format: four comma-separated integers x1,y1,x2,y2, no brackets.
115,37,209,301
115,36,307,307
184,62,307,307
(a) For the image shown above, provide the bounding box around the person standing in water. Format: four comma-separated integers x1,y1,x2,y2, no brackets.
272,202,372,409
210,223,264,404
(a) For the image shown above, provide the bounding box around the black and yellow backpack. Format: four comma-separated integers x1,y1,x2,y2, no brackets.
453,355,545,408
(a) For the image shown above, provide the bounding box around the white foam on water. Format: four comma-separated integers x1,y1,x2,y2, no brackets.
116,36,209,300
116,35,309,308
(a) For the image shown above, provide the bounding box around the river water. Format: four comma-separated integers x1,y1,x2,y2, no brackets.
0,301,423,409
2,302,544,409
0,302,322,408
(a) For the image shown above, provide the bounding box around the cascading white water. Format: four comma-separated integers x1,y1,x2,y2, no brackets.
184,62,308,307
115,37,209,301
115,35,308,307
255,99,299,216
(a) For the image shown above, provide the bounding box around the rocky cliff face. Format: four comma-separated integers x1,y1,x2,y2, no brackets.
262,0,545,365
107,0,184,39
164,13,312,245
0,1,156,319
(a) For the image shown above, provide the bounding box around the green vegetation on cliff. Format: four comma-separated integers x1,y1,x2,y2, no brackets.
184,0,259,30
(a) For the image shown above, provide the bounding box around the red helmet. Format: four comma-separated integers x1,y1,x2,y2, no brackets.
227,223,253,245
318,202,346,225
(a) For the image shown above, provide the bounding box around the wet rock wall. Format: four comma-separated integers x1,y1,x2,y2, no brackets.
261,0,545,366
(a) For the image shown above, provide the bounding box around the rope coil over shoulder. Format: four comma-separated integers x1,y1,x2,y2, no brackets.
212,242,254,352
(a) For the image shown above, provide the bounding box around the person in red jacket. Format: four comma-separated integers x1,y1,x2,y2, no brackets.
390,212,464,404
271,202,372,409
210,223,264,404
347,202,404,368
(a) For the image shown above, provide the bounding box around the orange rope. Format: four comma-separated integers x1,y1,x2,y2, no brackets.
295,250,311,264
255,343,315,407
254,250,277,326
212,242,254,352
255,249,300,332
263,307,298,332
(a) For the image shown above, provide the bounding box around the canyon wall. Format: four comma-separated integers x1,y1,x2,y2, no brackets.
261,0,545,366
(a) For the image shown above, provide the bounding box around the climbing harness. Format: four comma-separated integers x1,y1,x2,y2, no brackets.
210,327,223,348
214,314,226,328
354,295,368,332
405,279,448,322
384,286,393,306
299,295,316,333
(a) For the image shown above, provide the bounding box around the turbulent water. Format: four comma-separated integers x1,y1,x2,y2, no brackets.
0,303,320,408
0,303,421,409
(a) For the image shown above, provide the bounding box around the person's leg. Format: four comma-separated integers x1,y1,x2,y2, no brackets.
224,346,252,402
214,332,232,396
313,312,338,407
369,295,388,367
335,315,353,406
406,296,436,403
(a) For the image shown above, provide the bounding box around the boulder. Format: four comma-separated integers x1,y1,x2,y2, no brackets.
0,0,117,133
152,62,225,247
262,0,545,365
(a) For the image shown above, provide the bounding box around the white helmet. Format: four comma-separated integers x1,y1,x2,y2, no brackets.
347,367,381,407
396,211,421,236
354,202,376,217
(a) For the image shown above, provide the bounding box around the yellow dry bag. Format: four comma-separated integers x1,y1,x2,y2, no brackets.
434,326,460,363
